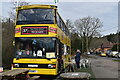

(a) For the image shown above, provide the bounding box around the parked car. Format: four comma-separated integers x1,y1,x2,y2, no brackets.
99,52,106,57
115,52,120,58
110,51,118,57
106,49,111,57
87,52,91,55
118,52,120,58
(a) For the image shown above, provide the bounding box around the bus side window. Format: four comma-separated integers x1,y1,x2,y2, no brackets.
56,13,61,29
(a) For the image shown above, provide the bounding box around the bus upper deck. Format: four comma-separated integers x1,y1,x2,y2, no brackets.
15,4,70,44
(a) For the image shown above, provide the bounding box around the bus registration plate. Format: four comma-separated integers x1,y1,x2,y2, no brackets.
29,70,37,73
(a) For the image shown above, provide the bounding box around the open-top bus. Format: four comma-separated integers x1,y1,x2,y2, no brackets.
12,4,71,76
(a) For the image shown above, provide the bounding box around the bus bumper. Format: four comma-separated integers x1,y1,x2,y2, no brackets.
13,68,57,75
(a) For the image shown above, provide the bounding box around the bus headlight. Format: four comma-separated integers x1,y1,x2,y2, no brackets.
48,64,56,68
14,64,19,67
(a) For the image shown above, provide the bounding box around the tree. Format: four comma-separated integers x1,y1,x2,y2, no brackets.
2,0,30,68
9,0,30,21
2,18,15,68
107,32,120,52
71,33,82,54
106,33,118,43
74,16,103,53
111,44,120,52
66,19,81,54
66,19,75,34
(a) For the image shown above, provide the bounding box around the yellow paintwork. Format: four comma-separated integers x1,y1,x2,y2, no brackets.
13,58,57,64
13,4,71,75
100,53,106,56
13,68,57,75
17,5,57,10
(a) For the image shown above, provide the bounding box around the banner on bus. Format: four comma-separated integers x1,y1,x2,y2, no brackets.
21,26,48,35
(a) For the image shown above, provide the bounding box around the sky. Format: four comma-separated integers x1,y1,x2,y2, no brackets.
0,0,119,36
57,2,118,35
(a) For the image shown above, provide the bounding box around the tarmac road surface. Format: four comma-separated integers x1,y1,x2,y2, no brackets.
90,55,119,80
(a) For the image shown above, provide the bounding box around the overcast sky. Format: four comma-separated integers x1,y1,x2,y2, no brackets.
58,2,118,35
1,1,119,36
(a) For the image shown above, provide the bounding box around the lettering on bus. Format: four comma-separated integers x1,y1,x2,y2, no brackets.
21,26,48,35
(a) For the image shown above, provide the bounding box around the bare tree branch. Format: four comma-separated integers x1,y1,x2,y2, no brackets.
74,16,103,52
9,0,30,21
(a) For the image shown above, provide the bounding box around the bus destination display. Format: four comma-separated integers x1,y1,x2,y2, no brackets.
21,26,48,35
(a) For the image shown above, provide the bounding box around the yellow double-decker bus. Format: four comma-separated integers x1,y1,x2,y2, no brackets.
12,4,71,76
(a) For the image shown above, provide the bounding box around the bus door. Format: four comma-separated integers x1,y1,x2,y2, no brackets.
57,41,64,72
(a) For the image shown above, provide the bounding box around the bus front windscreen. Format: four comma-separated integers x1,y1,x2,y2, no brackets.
17,9,54,25
15,37,56,58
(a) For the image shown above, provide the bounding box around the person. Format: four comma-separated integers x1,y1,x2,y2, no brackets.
75,49,81,68
16,49,22,59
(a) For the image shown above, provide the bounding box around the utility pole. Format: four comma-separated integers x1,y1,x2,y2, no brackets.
116,30,120,52
118,30,120,52
86,34,89,54
82,36,84,54
0,17,2,68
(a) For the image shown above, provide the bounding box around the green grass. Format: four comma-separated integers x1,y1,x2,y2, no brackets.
76,66,96,80
3,69,9,72
112,59,120,62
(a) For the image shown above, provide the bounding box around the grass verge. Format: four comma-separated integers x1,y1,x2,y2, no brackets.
112,59,120,62
3,69,9,72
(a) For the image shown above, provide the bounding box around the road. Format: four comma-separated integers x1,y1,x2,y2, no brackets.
90,55,119,80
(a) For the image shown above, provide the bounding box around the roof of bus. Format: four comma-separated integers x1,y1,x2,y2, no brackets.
17,4,57,10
